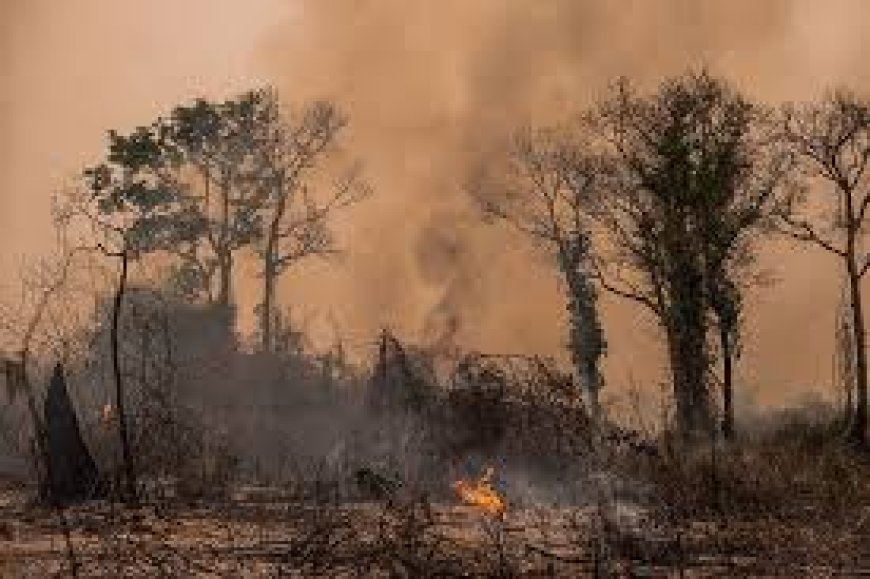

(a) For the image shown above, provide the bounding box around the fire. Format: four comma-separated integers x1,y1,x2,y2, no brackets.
100,403,115,425
451,466,506,515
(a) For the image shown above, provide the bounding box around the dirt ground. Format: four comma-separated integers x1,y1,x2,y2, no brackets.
1,482,868,577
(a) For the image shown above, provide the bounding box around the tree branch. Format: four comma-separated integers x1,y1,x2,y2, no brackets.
589,257,660,315
778,215,847,257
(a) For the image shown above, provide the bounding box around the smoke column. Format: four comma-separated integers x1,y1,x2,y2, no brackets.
4,1,870,407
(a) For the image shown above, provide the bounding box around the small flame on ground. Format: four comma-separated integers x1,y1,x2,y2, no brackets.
452,466,506,515
100,403,114,425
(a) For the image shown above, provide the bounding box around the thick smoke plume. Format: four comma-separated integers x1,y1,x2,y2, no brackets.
260,0,870,403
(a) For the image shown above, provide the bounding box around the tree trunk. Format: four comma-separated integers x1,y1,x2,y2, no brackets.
846,262,868,446
260,188,289,353
666,287,712,440
217,251,233,309
667,328,704,439
15,352,50,498
216,172,234,315
836,300,855,430
111,246,136,503
719,322,734,440
565,278,604,418
261,256,276,353
844,368,854,432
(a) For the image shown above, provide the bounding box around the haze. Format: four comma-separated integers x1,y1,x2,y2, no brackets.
3,0,870,409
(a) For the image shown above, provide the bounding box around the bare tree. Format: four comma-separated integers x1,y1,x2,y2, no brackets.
252,93,370,352
474,126,606,416
59,204,138,502
0,216,111,510
591,71,787,440
778,90,870,446
834,283,857,427
0,247,76,497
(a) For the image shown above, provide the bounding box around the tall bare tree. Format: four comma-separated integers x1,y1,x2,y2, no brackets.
778,90,870,446
474,127,607,416
592,71,787,440
251,93,370,352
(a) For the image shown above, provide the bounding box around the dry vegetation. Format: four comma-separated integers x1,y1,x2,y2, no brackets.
1,330,868,576
2,71,870,577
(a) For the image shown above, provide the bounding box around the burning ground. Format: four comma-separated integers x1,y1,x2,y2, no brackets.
0,467,868,576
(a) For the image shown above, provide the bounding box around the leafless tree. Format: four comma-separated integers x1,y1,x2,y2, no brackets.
777,90,870,446
251,92,370,352
473,126,607,416
0,207,108,491
56,190,138,502
0,249,75,494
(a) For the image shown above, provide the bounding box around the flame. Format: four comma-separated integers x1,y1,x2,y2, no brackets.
100,403,114,425
451,466,506,515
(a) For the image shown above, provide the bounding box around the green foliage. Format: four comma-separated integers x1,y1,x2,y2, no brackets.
81,89,278,284
107,125,166,172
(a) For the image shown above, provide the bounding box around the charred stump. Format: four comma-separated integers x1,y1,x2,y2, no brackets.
42,363,101,505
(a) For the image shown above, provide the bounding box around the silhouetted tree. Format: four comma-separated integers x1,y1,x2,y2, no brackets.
474,127,606,416
68,123,191,502
161,92,267,311
592,71,788,440
250,92,370,352
87,89,368,351
708,273,741,439
0,244,81,500
835,286,857,427
777,90,870,447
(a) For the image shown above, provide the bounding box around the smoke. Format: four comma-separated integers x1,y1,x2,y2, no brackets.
5,0,870,403
258,0,870,401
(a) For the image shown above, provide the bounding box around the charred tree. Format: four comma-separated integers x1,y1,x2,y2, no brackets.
43,363,100,505
107,243,137,502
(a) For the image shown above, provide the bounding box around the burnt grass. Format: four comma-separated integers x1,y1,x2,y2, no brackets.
2,350,869,576
1,442,868,577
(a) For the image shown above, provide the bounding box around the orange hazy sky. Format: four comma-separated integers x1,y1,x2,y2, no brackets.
3,1,870,410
